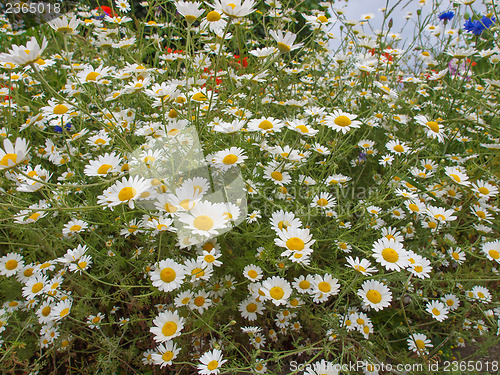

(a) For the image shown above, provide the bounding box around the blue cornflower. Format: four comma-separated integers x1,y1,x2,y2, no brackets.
464,18,485,35
54,123,72,133
481,16,495,29
438,11,454,22
464,16,496,36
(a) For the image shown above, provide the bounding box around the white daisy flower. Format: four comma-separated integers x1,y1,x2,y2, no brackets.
311,274,340,303
441,293,460,311
212,0,256,19
150,259,186,292
22,274,48,300
482,239,500,264
178,201,229,238
345,256,378,276
238,298,264,321
0,138,29,170
372,237,410,271
426,300,449,321
0,253,24,277
50,299,73,321
444,166,470,186
261,276,292,306
150,310,185,342
407,333,433,355
325,109,362,134
357,279,392,311
209,147,247,171
269,30,303,53
98,176,150,209
242,264,263,282
197,348,227,375
152,341,181,368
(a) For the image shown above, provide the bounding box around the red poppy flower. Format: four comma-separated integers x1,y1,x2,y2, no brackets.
95,6,115,17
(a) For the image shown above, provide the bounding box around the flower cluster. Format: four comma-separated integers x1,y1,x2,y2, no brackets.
0,0,499,373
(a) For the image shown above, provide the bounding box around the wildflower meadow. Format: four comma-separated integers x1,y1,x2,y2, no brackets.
0,0,499,374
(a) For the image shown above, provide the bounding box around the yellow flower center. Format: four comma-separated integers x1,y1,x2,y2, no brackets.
295,124,309,133
162,321,177,337
478,187,489,195
366,290,382,304
118,187,136,201
194,296,205,306
277,42,291,53
246,303,257,312
5,259,18,270
185,14,197,23
449,174,461,182
222,154,238,164
42,306,51,316
317,198,328,206
207,360,219,371
192,92,207,102
317,15,328,23
92,316,101,323
334,115,352,127
78,261,87,269
193,215,214,231
382,248,399,263
446,299,454,306
203,242,214,251
247,270,258,279
162,351,174,362
408,203,419,212
415,339,426,349
414,265,423,273
269,286,284,300
86,72,100,82
317,281,331,293
97,164,113,174
207,10,221,22
488,250,499,259
355,265,366,273
24,268,34,277
299,280,310,289
32,282,44,294
178,199,192,210
192,267,204,278
432,308,440,316
393,145,404,153
286,237,305,251
271,171,283,181
60,307,69,317
426,121,440,133
258,120,273,130
69,225,82,232
160,267,176,283
54,104,70,115
1,153,17,167
202,254,214,264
